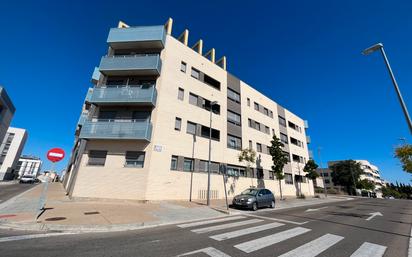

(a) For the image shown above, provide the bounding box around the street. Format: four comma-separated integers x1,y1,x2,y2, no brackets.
0,197,411,257
0,183,35,203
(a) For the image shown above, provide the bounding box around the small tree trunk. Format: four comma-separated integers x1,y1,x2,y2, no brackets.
279,179,283,200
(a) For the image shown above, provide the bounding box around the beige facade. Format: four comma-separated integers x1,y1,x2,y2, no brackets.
64,19,313,201
0,127,28,180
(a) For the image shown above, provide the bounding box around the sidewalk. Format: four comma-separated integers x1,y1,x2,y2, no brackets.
0,183,352,233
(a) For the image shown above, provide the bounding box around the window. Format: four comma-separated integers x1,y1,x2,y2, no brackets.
288,121,301,132
264,108,269,116
87,150,107,166
256,143,262,153
269,110,273,118
180,62,187,73
285,173,293,184
283,151,290,162
272,129,275,135
189,93,198,105
125,151,145,168
227,88,240,103
290,137,302,147
170,155,178,170
175,117,182,131
248,118,252,127
227,134,242,150
255,122,261,131
201,125,220,141
279,116,286,127
227,165,246,177
191,68,200,79
257,169,264,179
247,98,250,106
203,74,221,90
280,133,288,144
292,154,304,163
183,158,194,171
265,126,270,134
178,87,184,100
187,122,196,135
249,140,252,149
227,111,241,125
254,102,259,111
200,160,219,173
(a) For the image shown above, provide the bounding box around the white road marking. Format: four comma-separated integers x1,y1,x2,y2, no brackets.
177,216,245,228
278,233,344,257
177,247,231,257
305,207,328,212
0,232,77,243
365,212,383,221
244,213,308,225
350,242,387,257
409,226,412,257
210,222,284,241
234,227,311,253
191,219,263,234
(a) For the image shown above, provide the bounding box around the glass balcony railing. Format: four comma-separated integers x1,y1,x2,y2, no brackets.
99,54,161,76
107,25,166,49
79,120,152,141
77,112,88,126
89,85,156,106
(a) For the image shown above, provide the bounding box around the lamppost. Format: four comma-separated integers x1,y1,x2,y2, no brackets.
362,43,412,134
207,101,218,206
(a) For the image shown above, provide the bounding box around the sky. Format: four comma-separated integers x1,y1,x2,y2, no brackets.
0,0,411,183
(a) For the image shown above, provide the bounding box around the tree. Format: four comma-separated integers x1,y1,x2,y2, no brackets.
304,159,319,194
395,144,412,174
356,179,375,191
269,135,289,200
330,160,363,195
238,148,256,178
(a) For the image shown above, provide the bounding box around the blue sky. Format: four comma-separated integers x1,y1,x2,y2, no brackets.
1,0,411,183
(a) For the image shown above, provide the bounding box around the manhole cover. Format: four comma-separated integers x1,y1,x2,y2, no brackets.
45,217,66,221
84,211,100,215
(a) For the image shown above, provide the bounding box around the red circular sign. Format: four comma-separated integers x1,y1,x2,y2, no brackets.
47,148,65,162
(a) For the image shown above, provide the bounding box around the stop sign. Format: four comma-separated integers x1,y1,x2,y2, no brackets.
47,148,65,163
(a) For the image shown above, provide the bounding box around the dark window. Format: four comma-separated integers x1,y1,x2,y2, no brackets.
201,126,220,141
285,173,293,184
180,62,187,73
292,154,304,163
265,126,270,134
227,134,242,150
283,151,290,162
178,88,184,100
248,118,252,127
247,98,250,106
269,110,273,118
256,143,262,153
227,111,241,125
183,158,194,171
227,88,240,103
125,151,145,168
255,122,261,131
191,68,200,79
257,169,264,179
249,140,253,149
280,133,288,144
278,116,286,127
203,73,221,90
187,122,197,135
87,150,107,166
170,155,178,170
175,117,182,131
254,102,259,111
98,111,117,121
264,108,269,116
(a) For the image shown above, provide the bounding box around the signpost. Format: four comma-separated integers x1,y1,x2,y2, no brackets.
36,148,65,220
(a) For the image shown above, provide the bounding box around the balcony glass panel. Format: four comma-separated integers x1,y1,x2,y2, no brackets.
99,54,161,76
89,85,156,106
79,120,152,141
107,26,166,49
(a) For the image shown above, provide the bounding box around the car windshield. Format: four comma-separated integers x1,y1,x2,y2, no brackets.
241,189,259,196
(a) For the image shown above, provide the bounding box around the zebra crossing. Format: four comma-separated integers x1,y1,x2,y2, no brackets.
176,215,388,257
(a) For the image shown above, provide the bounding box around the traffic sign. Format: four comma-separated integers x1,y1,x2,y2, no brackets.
46,148,65,162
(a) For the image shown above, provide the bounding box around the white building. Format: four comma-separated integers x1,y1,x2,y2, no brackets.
15,155,42,178
0,127,28,180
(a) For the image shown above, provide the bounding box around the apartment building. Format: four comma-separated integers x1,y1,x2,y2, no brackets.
0,127,28,180
15,155,42,178
318,160,385,195
0,87,15,144
63,19,313,201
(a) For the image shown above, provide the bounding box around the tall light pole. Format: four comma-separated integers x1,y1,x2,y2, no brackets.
207,101,218,206
317,147,327,198
362,43,412,134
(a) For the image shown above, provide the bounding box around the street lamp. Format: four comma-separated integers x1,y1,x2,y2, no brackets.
362,43,412,134
207,101,218,206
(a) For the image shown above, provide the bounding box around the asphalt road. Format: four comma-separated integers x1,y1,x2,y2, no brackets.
0,182,35,203
0,198,411,257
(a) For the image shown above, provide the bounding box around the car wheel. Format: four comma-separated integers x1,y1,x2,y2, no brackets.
270,200,275,208
252,202,258,211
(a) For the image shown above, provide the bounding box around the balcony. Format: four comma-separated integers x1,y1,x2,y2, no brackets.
89,85,157,106
99,54,161,76
79,120,152,141
77,112,88,126
107,25,166,50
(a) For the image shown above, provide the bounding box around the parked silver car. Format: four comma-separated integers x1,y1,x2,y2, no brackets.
232,188,275,211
